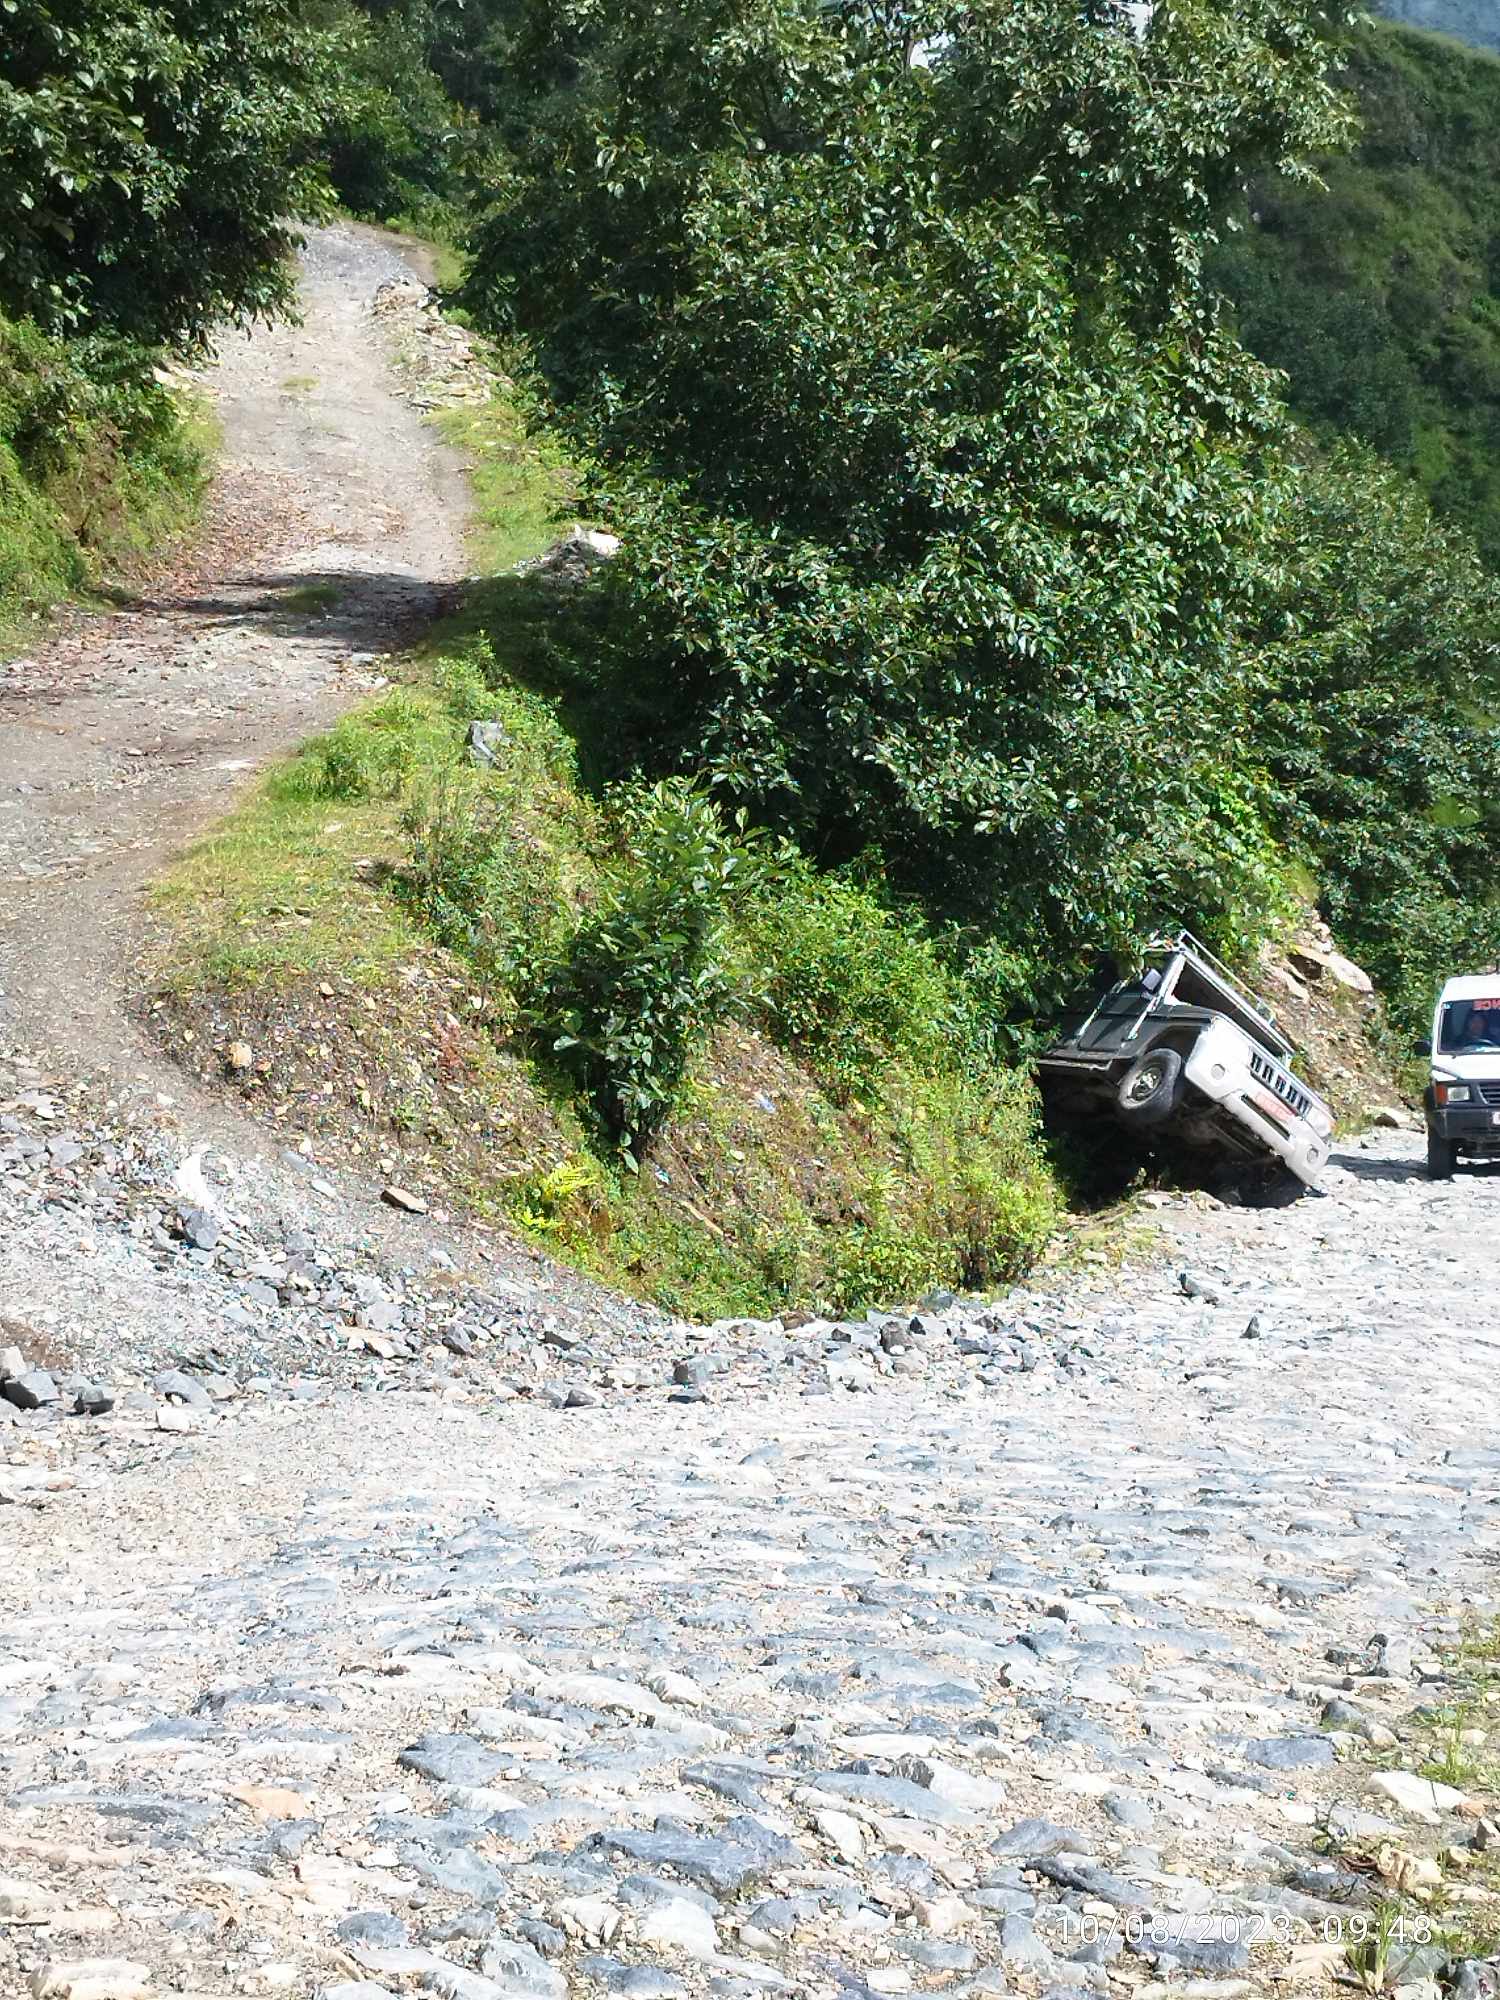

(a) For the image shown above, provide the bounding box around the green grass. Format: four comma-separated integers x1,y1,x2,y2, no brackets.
1418,1701,1495,1788
435,395,571,578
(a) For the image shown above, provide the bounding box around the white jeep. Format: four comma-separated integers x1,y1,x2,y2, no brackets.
1423,974,1500,1178
1037,931,1334,1188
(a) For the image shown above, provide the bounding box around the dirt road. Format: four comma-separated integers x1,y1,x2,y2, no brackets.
0,222,467,1078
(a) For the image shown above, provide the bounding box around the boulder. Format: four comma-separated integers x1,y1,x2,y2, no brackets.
1290,937,1375,997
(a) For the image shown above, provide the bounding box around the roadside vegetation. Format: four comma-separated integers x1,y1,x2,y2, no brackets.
19,0,1500,1307
1,0,346,627
0,320,212,638
150,397,1057,1318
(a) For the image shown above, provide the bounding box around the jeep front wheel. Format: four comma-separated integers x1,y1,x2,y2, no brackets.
1427,1129,1459,1180
1116,1047,1185,1127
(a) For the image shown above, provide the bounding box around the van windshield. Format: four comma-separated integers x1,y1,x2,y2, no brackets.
1439,1000,1500,1054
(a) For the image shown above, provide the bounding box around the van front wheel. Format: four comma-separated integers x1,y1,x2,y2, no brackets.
1117,1047,1185,1128
1427,1129,1458,1180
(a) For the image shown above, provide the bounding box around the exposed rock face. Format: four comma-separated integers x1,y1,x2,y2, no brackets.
1256,916,1394,1127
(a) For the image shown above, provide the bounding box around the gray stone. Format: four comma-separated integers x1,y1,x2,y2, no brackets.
997,1915,1057,1975
177,1205,221,1250
467,720,509,767
578,1960,685,1999
2,1368,58,1410
1033,1858,1151,1912
1241,1734,1335,1770
339,1914,412,1949
152,1367,212,1407
989,1817,1087,1859
400,1734,510,1789
599,1818,799,1897
478,1934,567,1998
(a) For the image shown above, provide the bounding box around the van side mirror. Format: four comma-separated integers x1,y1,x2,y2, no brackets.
1412,1039,1432,1061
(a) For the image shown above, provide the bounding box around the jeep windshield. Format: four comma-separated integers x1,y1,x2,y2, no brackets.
1439,1000,1500,1054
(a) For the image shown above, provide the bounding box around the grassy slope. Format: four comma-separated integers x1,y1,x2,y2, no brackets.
1212,22,1500,566
147,384,1058,1320
0,317,211,645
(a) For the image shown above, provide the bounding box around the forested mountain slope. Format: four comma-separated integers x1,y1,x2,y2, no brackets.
1376,0,1500,52
1214,21,1500,565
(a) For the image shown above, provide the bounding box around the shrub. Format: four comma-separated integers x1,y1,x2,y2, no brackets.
3,0,340,346
743,863,980,1102
399,670,593,982
530,781,761,1160
901,1071,1060,1291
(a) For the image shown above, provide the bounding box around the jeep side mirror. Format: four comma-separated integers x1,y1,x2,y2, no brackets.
1412,1039,1432,1061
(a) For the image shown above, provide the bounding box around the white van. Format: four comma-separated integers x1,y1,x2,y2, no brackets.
1424,974,1500,1178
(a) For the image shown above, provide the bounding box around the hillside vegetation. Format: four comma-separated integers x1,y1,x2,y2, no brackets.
0,0,345,625
1215,22,1500,566
14,0,1500,1311
150,401,1058,1319
1375,0,1500,53
459,1,1500,1044
0,322,211,637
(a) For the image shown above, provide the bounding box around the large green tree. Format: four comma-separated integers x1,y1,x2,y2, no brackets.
1256,441,1500,1027
1,0,342,345
466,0,1355,991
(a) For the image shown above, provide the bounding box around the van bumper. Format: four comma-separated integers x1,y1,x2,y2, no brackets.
1425,1093,1500,1152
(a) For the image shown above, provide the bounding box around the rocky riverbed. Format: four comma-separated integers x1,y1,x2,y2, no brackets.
4,1030,1500,2000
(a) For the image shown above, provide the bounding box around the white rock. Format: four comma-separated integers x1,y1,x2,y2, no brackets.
30,1963,152,2000
1372,1771,1471,1819
636,1895,719,1959
921,1760,1008,1810
646,1669,704,1708
557,1894,621,1945
0,1873,61,1921
814,1807,867,1862
534,1672,668,1721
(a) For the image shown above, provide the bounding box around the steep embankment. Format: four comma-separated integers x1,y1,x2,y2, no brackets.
0,318,209,640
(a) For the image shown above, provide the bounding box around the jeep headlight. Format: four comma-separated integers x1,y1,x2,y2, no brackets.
1438,1083,1472,1105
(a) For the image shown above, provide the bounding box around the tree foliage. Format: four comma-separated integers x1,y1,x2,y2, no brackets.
465,0,1355,1003
1256,441,1500,1025
1,0,341,345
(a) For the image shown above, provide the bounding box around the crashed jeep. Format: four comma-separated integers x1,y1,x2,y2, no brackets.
1036,931,1333,1188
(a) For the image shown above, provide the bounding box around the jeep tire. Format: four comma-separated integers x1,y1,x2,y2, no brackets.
1427,1128,1459,1181
1116,1046,1185,1128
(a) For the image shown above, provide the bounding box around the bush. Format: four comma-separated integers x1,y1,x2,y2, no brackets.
3,0,340,346
399,662,594,980
530,781,761,1160
743,863,980,1102
1252,440,1500,1033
